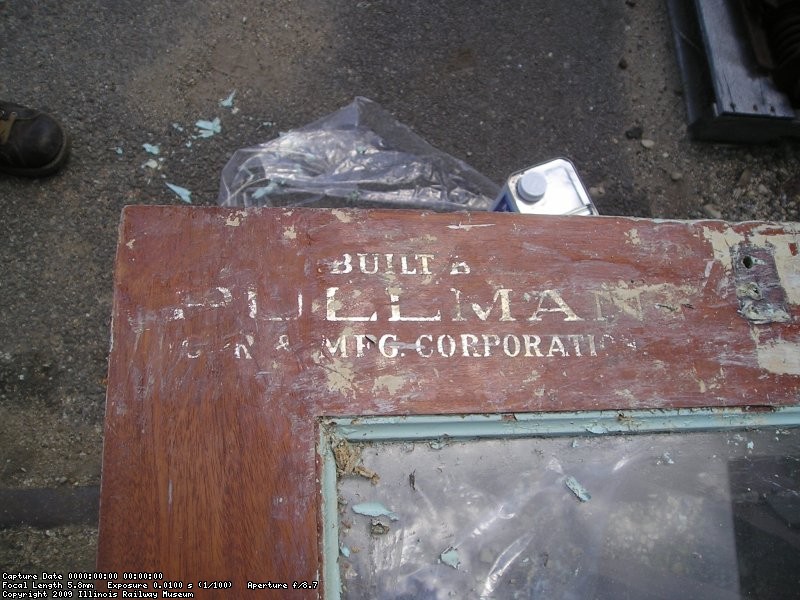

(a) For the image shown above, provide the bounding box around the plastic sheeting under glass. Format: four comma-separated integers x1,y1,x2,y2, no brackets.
336,428,799,599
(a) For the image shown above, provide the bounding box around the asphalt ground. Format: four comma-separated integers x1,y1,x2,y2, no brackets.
1,0,799,574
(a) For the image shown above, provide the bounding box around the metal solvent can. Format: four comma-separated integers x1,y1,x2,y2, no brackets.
492,158,599,216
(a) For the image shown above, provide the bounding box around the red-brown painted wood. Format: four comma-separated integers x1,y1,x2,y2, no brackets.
98,206,800,597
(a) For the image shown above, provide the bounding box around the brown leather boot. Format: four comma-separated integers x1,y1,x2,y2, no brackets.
0,101,70,177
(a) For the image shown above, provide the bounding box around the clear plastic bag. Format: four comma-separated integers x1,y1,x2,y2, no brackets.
217,97,499,211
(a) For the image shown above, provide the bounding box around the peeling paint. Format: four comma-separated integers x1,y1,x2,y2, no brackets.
440,547,460,569
701,226,746,272
594,281,698,321
332,209,353,223
372,375,406,395
703,225,800,306
758,233,800,306
225,211,247,227
325,358,357,398
614,389,636,403
739,301,790,324
283,225,297,240
585,424,609,434
352,501,398,521
689,367,724,394
625,229,641,246
522,371,541,385
126,239,135,250
446,223,495,230
234,344,252,360
248,289,257,319
216,287,233,304
564,475,591,502
755,337,800,375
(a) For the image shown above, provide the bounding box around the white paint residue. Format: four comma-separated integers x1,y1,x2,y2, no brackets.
331,209,353,223
446,223,495,230
594,281,697,321
275,335,290,351
372,375,406,395
625,229,641,246
751,231,800,306
126,239,136,250
699,224,799,304
614,389,636,402
225,210,247,227
701,226,745,272
690,366,725,394
449,261,471,275
248,289,258,319
317,354,357,398
171,308,185,321
129,312,146,336
755,338,800,375
182,340,202,359
212,287,233,306
234,343,253,360
283,225,297,240
183,287,236,310
522,371,541,385
777,257,800,305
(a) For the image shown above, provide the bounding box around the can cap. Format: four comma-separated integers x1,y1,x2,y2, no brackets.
516,171,548,203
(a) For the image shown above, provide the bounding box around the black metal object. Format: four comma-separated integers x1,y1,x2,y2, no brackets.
667,0,800,142
764,1,800,103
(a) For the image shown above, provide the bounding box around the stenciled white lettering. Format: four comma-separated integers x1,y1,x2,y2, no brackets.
322,333,605,359
329,253,436,276
323,287,583,323
388,287,442,322
379,334,399,358
415,334,434,358
528,289,583,322
326,287,377,322
310,250,640,367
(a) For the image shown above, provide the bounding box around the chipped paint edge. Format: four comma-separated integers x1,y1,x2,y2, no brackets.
319,406,800,597
319,426,342,600
756,337,800,375
327,406,800,441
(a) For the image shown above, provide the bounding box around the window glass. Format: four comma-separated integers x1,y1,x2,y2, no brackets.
336,428,799,599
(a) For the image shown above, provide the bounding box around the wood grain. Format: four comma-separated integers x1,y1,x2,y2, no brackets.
98,207,800,597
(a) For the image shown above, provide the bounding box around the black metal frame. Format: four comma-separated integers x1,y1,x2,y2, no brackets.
667,0,800,142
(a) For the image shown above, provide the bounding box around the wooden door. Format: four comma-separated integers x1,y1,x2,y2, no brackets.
97,207,800,597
